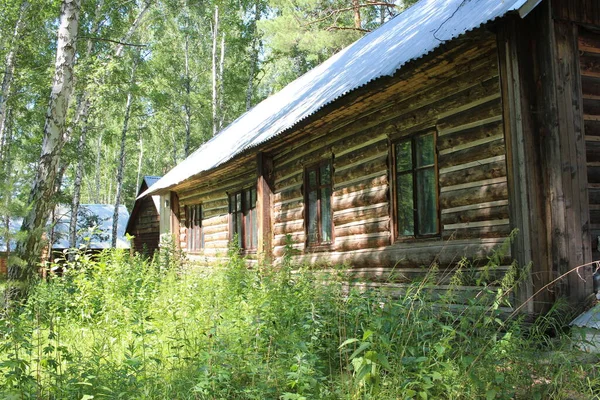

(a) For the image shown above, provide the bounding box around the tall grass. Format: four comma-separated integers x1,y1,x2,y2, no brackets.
0,243,598,399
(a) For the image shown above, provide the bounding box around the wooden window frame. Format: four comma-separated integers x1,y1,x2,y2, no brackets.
228,187,258,251
304,159,334,249
185,204,204,252
391,130,440,242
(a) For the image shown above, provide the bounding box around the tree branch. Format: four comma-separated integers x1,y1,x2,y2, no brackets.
78,36,147,48
326,25,371,33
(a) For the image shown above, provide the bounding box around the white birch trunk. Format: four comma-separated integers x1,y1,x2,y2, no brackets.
246,3,260,111
0,1,29,160
184,27,192,156
135,136,143,198
211,6,219,137
7,0,81,299
218,32,226,131
112,58,138,248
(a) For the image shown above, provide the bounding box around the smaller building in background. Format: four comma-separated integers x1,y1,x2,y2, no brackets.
52,204,130,255
0,218,23,276
125,176,162,257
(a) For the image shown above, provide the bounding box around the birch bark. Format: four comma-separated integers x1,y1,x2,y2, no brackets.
7,0,81,301
211,6,219,137
112,56,138,248
0,1,29,160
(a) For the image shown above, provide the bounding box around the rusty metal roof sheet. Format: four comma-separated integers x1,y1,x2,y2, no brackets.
143,0,541,197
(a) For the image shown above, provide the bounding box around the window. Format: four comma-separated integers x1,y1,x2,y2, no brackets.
305,161,333,246
229,187,257,250
394,131,439,238
185,204,204,252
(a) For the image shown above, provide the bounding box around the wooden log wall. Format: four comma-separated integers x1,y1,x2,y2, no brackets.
579,28,600,261
269,30,511,287
177,158,256,263
128,195,160,256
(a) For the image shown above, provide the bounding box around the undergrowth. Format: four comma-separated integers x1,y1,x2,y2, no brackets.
0,241,598,399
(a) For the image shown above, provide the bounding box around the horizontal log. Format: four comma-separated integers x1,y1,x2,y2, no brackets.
203,207,228,219
272,199,303,213
437,120,503,152
274,172,303,192
288,237,510,269
335,233,390,252
274,206,304,224
203,214,228,227
439,154,505,175
442,223,511,240
273,243,305,258
441,198,508,214
204,231,229,242
335,155,387,186
203,198,228,211
273,148,331,182
440,181,508,210
384,78,500,136
204,239,229,249
335,219,390,238
335,140,388,170
333,175,388,197
332,186,388,212
272,186,303,204
441,205,509,226
273,219,304,236
440,161,506,188
315,264,512,285
333,203,389,226
441,177,507,193
203,223,228,235
273,232,305,248
437,99,503,135
438,138,505,170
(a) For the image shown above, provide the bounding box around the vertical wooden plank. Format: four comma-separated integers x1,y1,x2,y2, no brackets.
257,152,274,262
170,191,181,249
553,20,593,304
497,19,535,314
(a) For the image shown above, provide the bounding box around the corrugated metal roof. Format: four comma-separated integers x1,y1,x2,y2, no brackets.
571,303,600,330
143,0,538,197
53,204,131,250
143,176,161,189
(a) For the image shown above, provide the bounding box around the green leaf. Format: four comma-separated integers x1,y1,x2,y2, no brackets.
486,389,497,400
338,338,359,349
350,342,371,360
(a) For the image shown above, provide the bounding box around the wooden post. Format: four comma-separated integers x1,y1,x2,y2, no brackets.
497,18,538,314
498,4,593,314
257,152,274,263
170,191,181,250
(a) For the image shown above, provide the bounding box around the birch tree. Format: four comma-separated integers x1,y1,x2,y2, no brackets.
0,0,29,160
112,54,139,248
6,0,81,302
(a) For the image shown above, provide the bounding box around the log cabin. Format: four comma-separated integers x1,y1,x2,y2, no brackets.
140,0,600,315
126,176,162,256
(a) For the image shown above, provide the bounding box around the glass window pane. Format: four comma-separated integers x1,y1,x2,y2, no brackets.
236,212,243,247
416,133,435,167
251,209,258,248
320,163,331,186
416,167,438,235
236,193,242,212
251,187,257,207
308,169,317,189
308,190,318,243
320,186,332,242
397,173,414,236
396,140,412,172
